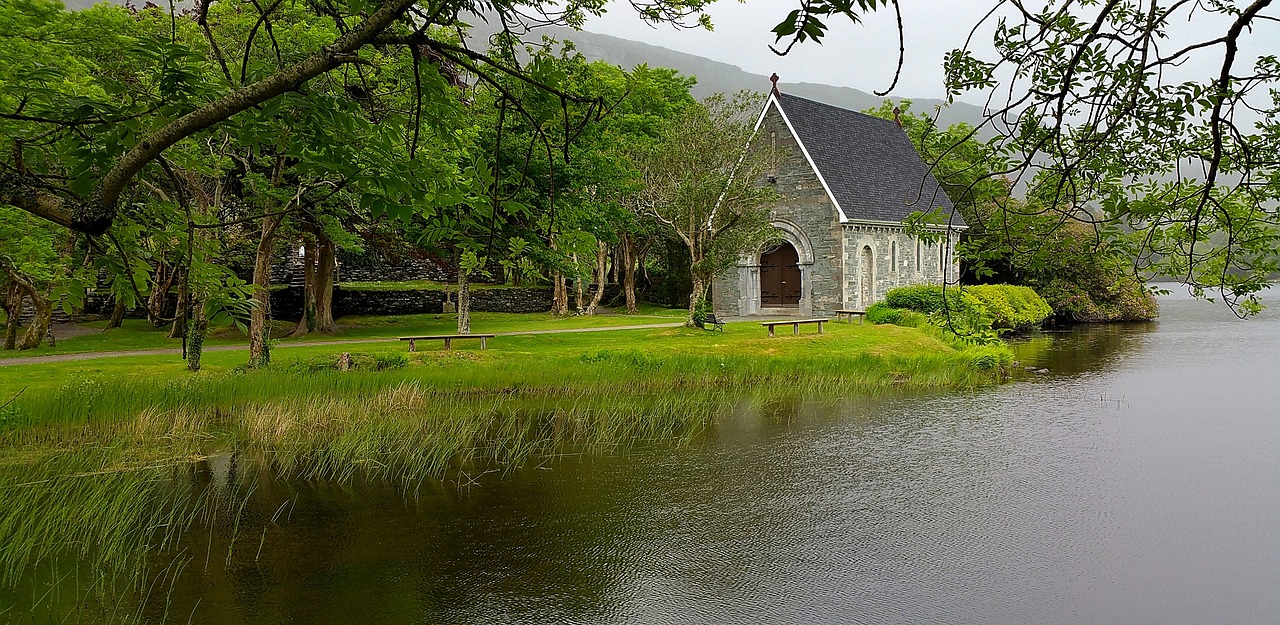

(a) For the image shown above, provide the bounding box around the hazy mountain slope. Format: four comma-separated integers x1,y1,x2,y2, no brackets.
464,22,990,130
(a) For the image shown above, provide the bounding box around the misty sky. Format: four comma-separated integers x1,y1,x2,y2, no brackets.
583,1,1279,105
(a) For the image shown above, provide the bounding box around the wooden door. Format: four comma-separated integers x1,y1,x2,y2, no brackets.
760,243,800,308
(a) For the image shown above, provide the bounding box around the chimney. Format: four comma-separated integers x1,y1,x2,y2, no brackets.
769,73,781,96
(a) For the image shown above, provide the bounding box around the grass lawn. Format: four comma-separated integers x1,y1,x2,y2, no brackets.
0,304,688,360
0,319,1007,413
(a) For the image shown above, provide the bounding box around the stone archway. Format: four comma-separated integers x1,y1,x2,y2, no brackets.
734,219,815,315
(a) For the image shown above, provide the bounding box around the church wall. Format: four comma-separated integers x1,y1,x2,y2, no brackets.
841,226,961,308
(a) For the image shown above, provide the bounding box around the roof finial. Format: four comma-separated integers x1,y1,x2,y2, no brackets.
769,73,781,96
892,106,902,127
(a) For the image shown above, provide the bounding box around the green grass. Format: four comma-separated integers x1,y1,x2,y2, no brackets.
0,305,688,360
0,320,1005,402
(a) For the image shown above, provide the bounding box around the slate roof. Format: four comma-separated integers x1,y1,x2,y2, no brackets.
773,93,965,228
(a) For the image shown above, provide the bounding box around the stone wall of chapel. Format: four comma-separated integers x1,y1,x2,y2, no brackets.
712,106,844,316
841,226,961,308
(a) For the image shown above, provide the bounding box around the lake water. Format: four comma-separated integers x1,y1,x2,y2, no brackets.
16,287,1280,624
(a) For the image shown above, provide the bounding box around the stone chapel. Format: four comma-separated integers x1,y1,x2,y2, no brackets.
712,83,966,317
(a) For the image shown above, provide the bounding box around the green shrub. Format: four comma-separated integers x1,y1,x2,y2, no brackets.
885,285,954,313
962,285,1053,331
866,302,928,328
866,302,905,325
883,283,1052,334
1038,276,1159,322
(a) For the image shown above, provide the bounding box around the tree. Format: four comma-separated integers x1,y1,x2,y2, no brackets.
865,100,1158,322
629,93,782,325
1,0,718,357
777,0,1279,314
0,206,76,350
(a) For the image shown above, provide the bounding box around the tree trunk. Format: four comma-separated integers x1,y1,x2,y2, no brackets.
585,240,607,315
107,298,126,329
608,244,618,284
289,233,318,337
687,273,707,328
248,213,284,368
456,270,471,334
148,262,175,327
18,290,50,350
187,297,208,372
623,235,638,314
2,285,21,350
313,233,337,333
552,272,568,316
572,253,584,313
1,261,50,350
168,267,188,339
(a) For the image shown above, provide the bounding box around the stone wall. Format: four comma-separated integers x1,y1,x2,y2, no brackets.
841,226,960,309
269,286,553,319
270,249,458,287
337,256,457,283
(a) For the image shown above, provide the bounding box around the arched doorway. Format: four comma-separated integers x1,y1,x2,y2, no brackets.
760,242,801,308
860,245,874,307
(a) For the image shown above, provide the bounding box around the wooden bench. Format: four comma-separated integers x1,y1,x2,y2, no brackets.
834,309,866,324
760,318,830,337
399,334,495,352
700,313,725,332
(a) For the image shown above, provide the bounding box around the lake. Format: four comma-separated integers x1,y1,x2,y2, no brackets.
12,287,1280,624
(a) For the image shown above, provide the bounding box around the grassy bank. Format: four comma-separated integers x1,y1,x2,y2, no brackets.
0,319,1010,618
0,321,1008,404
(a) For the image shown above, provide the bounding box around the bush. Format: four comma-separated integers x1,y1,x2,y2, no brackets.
882,284,1052,333
865,302,905,324
962,285,1053,331
884,285,962,314
1038,276,1159,322
865,302,928,327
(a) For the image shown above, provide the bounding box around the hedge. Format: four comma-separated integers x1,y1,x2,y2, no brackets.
962,285,1053,331
879,284,1052,332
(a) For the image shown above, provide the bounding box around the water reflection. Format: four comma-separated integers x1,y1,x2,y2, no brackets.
1011,319,1157,377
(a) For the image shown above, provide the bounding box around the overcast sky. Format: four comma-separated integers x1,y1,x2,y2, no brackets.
585,0,970,99
583,1,1279,105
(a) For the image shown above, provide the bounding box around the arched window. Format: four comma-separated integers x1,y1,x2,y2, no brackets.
938,237,946,273
915,238,922,273
769,131,778,176
890,240,897,273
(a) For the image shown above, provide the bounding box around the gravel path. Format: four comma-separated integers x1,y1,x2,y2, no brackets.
0,322,687,367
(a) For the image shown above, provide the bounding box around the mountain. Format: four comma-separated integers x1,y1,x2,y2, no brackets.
463,22,991,131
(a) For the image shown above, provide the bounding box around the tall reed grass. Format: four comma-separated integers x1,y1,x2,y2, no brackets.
0,342,1008,622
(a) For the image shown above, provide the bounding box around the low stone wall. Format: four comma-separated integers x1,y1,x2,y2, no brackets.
270,286,553,319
